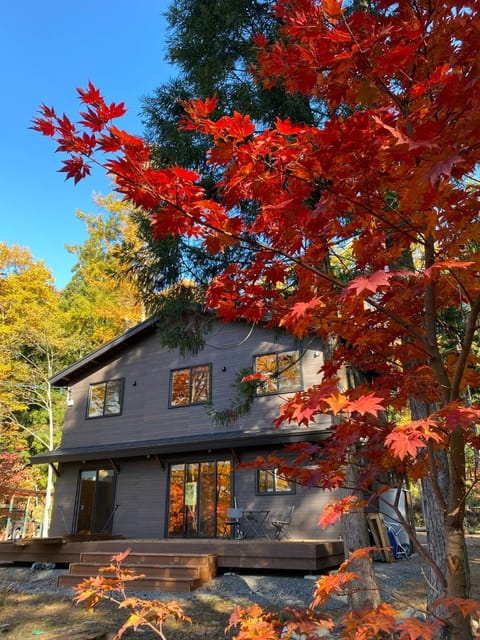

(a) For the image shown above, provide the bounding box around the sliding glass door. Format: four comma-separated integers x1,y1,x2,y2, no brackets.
168,459,231,537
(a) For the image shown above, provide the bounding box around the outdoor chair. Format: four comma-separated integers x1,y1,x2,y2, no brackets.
223,507,244,539
385,520,411,559
271,505,295,539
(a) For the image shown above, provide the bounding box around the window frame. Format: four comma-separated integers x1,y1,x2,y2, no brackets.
86,378,124,419
253,349,302,395
169,364,212,408
256,468,296,495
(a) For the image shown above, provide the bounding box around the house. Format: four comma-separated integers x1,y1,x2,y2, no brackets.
32,317,341,542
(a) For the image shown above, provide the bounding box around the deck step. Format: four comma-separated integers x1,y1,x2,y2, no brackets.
58,551,217,593
80,551,216,582
69,562,201,579
81,551,215,565
58,573,202,592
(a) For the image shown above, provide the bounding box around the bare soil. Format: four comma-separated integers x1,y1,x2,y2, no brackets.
0,535,479,639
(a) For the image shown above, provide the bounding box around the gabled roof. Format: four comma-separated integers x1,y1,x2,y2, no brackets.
50,317,157,387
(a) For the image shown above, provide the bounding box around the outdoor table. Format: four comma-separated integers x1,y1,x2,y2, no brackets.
242,510,270,538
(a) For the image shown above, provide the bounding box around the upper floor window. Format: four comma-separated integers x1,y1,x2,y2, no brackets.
257,468,295,494
87,379,124,418
170,364,211,407
254,350,302,395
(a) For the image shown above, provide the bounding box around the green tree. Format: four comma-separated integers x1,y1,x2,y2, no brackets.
0,243,72,534
116,0,319,354
60,195,144,352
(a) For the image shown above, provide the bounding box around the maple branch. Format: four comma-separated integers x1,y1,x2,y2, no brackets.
180,197,434,350
104,157,347,292
339,8,413,119
323,183,425,248
423,235,452,402
450,290,480,401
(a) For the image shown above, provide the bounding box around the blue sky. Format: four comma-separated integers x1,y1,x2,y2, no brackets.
1,0,174,288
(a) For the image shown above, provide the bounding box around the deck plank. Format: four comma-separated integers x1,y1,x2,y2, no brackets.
0,538,344,573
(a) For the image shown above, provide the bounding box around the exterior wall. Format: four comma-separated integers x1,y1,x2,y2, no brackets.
232,449,341,540
61,323,330,450
113,459,168,538
49,451,342,541
47,321,341,541
49,464,79,536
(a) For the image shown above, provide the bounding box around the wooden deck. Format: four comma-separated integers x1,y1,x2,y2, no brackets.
0,536,344,573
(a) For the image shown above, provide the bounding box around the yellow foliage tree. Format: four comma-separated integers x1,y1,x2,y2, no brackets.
60,194,144,351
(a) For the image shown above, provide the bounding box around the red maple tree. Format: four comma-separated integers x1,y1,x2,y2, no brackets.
33,1,480,637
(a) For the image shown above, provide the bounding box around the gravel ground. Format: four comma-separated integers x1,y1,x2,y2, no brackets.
0,554,424,610
2,537,478,639
0,554,448,639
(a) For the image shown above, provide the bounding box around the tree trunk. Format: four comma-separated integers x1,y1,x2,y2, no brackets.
412,399,472,640
341,455,381,610
339,359,381,609
444,427,471,640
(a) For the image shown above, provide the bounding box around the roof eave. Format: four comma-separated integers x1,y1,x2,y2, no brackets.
31,428,330,465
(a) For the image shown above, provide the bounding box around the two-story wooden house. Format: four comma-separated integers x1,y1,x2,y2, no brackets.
33,317,341,543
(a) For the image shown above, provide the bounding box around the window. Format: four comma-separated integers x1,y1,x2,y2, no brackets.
87,379,124,418
254,350,302,394
257,469,295,494
170,364,211,407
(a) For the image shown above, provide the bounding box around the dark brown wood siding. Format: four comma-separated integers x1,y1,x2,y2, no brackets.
46,322,340,541
49,452,342,541
61,323,330,450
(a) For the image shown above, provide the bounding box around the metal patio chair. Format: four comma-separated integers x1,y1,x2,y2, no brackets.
271,505,295,539
223,507,244,539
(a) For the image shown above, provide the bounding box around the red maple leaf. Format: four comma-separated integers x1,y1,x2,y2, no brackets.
385,420,443,460
373,115,437,151
59,157,91,184
397,616,439,640
344,270,392,296
318,495,365,527
77,81,102,105
347,393,385,417
427,154,463,184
